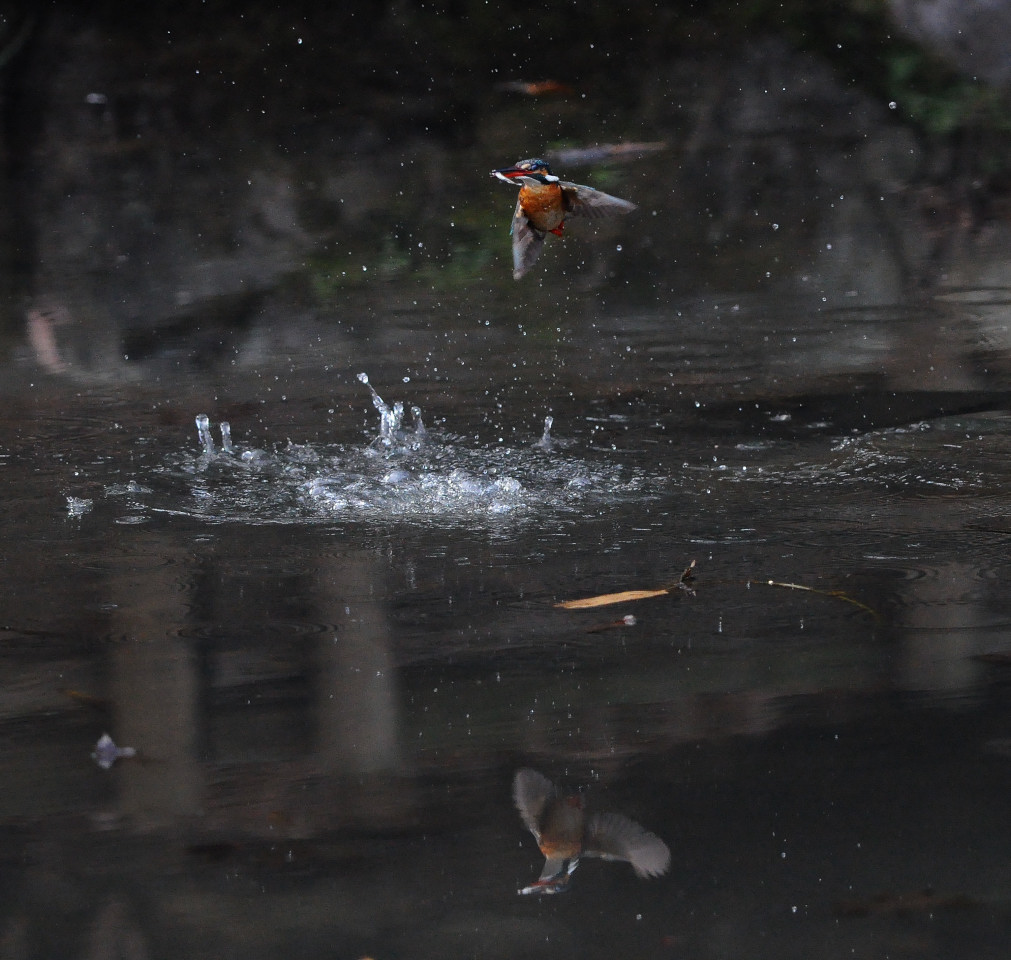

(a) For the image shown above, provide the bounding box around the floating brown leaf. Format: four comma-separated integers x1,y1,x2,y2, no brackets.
556,588,669,610
556,560,697,610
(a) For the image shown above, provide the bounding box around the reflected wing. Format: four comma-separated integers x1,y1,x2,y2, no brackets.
560,182,637,219
513,768,556,839
511,199,546,280
583,812,671,878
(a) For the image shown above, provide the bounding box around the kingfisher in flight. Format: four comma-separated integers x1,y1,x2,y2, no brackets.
490,158,637,279
512,768,670,894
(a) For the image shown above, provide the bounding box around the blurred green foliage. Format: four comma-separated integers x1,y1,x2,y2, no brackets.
80,0,1011,147
722,0,1011,139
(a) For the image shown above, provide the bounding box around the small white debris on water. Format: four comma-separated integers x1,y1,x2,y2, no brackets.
92,733,136,770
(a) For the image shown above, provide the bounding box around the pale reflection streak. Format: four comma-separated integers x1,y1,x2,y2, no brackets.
102,535,406,833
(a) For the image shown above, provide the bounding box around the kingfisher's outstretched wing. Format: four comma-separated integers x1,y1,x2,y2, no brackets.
511,200,547,280
512,767,555,839
583,811,671,878
560,182,638,219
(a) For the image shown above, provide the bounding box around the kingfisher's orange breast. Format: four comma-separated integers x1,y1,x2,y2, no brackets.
537,794,585,859
538,835,583,859
518,182,565,233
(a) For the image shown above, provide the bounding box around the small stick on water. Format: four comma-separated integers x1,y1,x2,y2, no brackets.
673,559,697,596
749,579,880,619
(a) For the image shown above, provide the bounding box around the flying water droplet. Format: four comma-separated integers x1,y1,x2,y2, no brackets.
411,405,427,438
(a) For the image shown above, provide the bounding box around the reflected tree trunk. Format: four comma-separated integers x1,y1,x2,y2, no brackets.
108,537,201,827
313,555,402,775
896,561,994,694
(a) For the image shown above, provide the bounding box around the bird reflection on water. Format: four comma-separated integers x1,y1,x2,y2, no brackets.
512,768,670,895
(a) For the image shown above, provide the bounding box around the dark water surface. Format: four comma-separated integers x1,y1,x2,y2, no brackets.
3,287,1011,959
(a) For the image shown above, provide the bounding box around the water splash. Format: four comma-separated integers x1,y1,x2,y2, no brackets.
534,415,555,452
411,405,427,439
356,373,394,446
66,495,93,517
195,415,241,458
195,414,215,456
134,377,650,525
